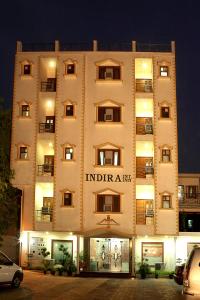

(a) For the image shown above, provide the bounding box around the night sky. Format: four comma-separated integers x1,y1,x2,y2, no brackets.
1,0,200,173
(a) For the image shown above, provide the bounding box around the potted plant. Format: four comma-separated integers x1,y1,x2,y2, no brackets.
65,256,77,276
138,262,149,279
79,250,87,272
41,247,50,274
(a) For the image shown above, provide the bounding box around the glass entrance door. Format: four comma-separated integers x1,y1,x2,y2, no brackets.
90,238,129,273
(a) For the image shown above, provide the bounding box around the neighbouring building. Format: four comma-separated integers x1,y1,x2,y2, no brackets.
11,40,179,275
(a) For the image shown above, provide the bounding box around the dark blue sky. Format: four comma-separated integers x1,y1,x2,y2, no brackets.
1,0,200,173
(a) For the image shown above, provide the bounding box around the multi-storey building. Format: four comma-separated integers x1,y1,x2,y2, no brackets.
11,40,178,274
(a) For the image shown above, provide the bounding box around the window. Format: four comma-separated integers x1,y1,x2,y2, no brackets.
21,104,30,117
63,192,72,206
65,147,73,160
66,105,74,117
160,66,169,77
23,64,31,75
97,107,121,122
98,66,120,80
186,186,198,198
142,243,163,266
97,194,120,212
20,146,28,159
161,106,170,118
178,185,184,201
97,149,120,166
66,63,75,75
162,195,171,208
162,149,171,162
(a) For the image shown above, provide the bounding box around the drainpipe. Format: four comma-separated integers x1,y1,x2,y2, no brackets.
77,235,80,274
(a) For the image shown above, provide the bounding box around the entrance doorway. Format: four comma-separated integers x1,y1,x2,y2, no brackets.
89,238,130,273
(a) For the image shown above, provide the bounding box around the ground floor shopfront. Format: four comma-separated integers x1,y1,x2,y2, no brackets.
19,231,200,275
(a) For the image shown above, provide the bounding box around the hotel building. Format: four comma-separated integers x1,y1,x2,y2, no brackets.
11,40,179,275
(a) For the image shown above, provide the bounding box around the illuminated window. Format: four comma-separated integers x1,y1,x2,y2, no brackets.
63,192,72,206
66,105,74,117
66,63,75,75
186,186,198,198
23,64,31,75
97,106,121,122
161,149,171,162
98,66,120,80
20,147,28,159
97,149,120,166
65,147,73,160
21,104,30,117
160,66,169,77
162,195,171,208
161,106,170,118
178,185,184,201
97,194,120,212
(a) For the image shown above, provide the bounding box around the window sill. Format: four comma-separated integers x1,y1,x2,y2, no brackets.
93,164,123,168
61,205,74,208
20,75,33,80
62,116,76,120
94,211,122,214
15,158,30,161
61,159,76,162
159,207,174,210
17,116,32,119
94,121,123,125
63,74,77,79
157,75,171,80
159,161,173,164
95,79,123,84
158,117,173,121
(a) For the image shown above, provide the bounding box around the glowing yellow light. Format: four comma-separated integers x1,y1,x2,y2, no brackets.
142,63,147,69
49,60,56,68
46,231,49,235
47,100,52,108
49,142,53,148
145,235,148,238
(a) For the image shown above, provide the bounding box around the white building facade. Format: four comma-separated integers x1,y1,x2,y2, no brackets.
11,40,179,275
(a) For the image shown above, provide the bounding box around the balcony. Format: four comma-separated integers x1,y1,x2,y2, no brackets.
37,164,54,176
35,207,53,222
136,118,153,135
136,157,154,178
41,78,56,92
39,123,55,133
179,193,200,209
136,79,153,93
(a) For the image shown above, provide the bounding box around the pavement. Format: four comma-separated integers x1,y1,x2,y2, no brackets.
0,270,200,300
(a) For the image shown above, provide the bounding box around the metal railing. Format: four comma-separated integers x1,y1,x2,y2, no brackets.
60,42,93,51
179,193,200,208
136,43,171,52
136,79,153,93
37,165,54,176
41,79,56,92
22,42,55,52
97,41,132,51
136,166,154,178
35,208,53,222
39,123,55,133
136,119,153,135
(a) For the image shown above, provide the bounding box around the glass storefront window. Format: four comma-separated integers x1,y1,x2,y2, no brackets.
52,240,73,264
142,242,163,266
89,237,130,273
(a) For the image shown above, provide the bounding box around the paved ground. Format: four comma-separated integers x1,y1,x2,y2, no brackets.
0,270,200,300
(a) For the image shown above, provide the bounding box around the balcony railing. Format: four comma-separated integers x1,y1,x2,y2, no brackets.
35,208,53,222
179,193,200,209
136,118,153,135
39,123,55,133
136,211,154,225
37,164,54,176
136,79,153,93
136,166,154,178
41,79,56,92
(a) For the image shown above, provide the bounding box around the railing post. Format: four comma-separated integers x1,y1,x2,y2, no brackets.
17,41,22,52
55,40,60,51
93,40,98,51
132,41,136,52
171,41,175,53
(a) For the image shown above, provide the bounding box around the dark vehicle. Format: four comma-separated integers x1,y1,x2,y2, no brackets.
173,264,185,285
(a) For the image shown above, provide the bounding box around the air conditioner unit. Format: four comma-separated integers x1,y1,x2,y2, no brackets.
104,204,112,212
104,114,113,121
145,124,153,134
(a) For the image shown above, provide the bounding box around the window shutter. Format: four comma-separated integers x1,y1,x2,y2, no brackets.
97,195,104,212
113,107,120,122
113,195,120,212
99,67,105,79
113,67,120,79
98,107,105,121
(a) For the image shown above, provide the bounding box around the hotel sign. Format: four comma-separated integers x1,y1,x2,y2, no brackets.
85,173,132,183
